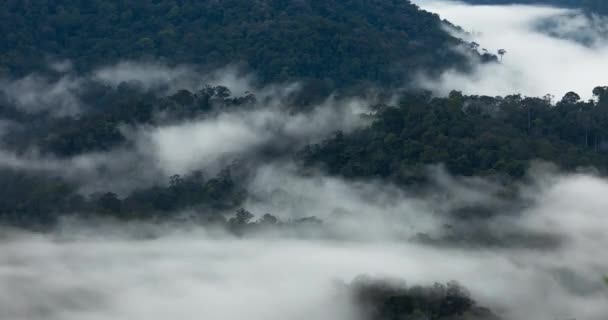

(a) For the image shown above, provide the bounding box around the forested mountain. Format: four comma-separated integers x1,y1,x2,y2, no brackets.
0,0,487,88
1,1,607,319
0,0,606,232
0,0,503,226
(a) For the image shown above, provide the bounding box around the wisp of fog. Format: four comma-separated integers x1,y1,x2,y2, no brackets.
2,167,608,320
1,62,607,320
0,63,370,194
1,3,608,319
414,0,608,99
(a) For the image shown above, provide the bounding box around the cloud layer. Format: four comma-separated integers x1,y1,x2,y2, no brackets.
2,168,608,320
1,5,607,319
0,64,371,194
414,0,608,99
0,62,268,117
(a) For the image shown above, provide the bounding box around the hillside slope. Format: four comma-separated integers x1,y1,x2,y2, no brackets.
0,0,482,87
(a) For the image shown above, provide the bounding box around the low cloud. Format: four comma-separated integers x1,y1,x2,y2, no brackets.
0,74,83,116
1,167,608,320
0,15,606,319
0,90,370,194
0,62,280,117
0,147,159,195
142,97,370,175
413,0,608,99
92,62,260,97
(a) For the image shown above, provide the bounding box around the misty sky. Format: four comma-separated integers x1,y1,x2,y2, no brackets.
414,0,608,99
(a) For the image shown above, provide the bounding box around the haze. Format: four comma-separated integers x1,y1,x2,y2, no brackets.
415,0,608,99
1,1,607,320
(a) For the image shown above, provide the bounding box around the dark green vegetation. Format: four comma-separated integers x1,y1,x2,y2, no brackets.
0,0,487,89
0,167,245,228
0,84,256,226
2,84,256,156
3,86,608,228
0,2,603,319
351,277,501,320
1,2,604,226
301,90,608,185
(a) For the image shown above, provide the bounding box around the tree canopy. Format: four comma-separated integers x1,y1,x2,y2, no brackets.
299,89,608,184
0,0,484,88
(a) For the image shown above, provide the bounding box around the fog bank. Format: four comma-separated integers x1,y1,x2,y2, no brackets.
414,0,608,99
2,167,608,320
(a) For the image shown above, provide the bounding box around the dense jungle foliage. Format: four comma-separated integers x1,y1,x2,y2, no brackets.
0,0,487,89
